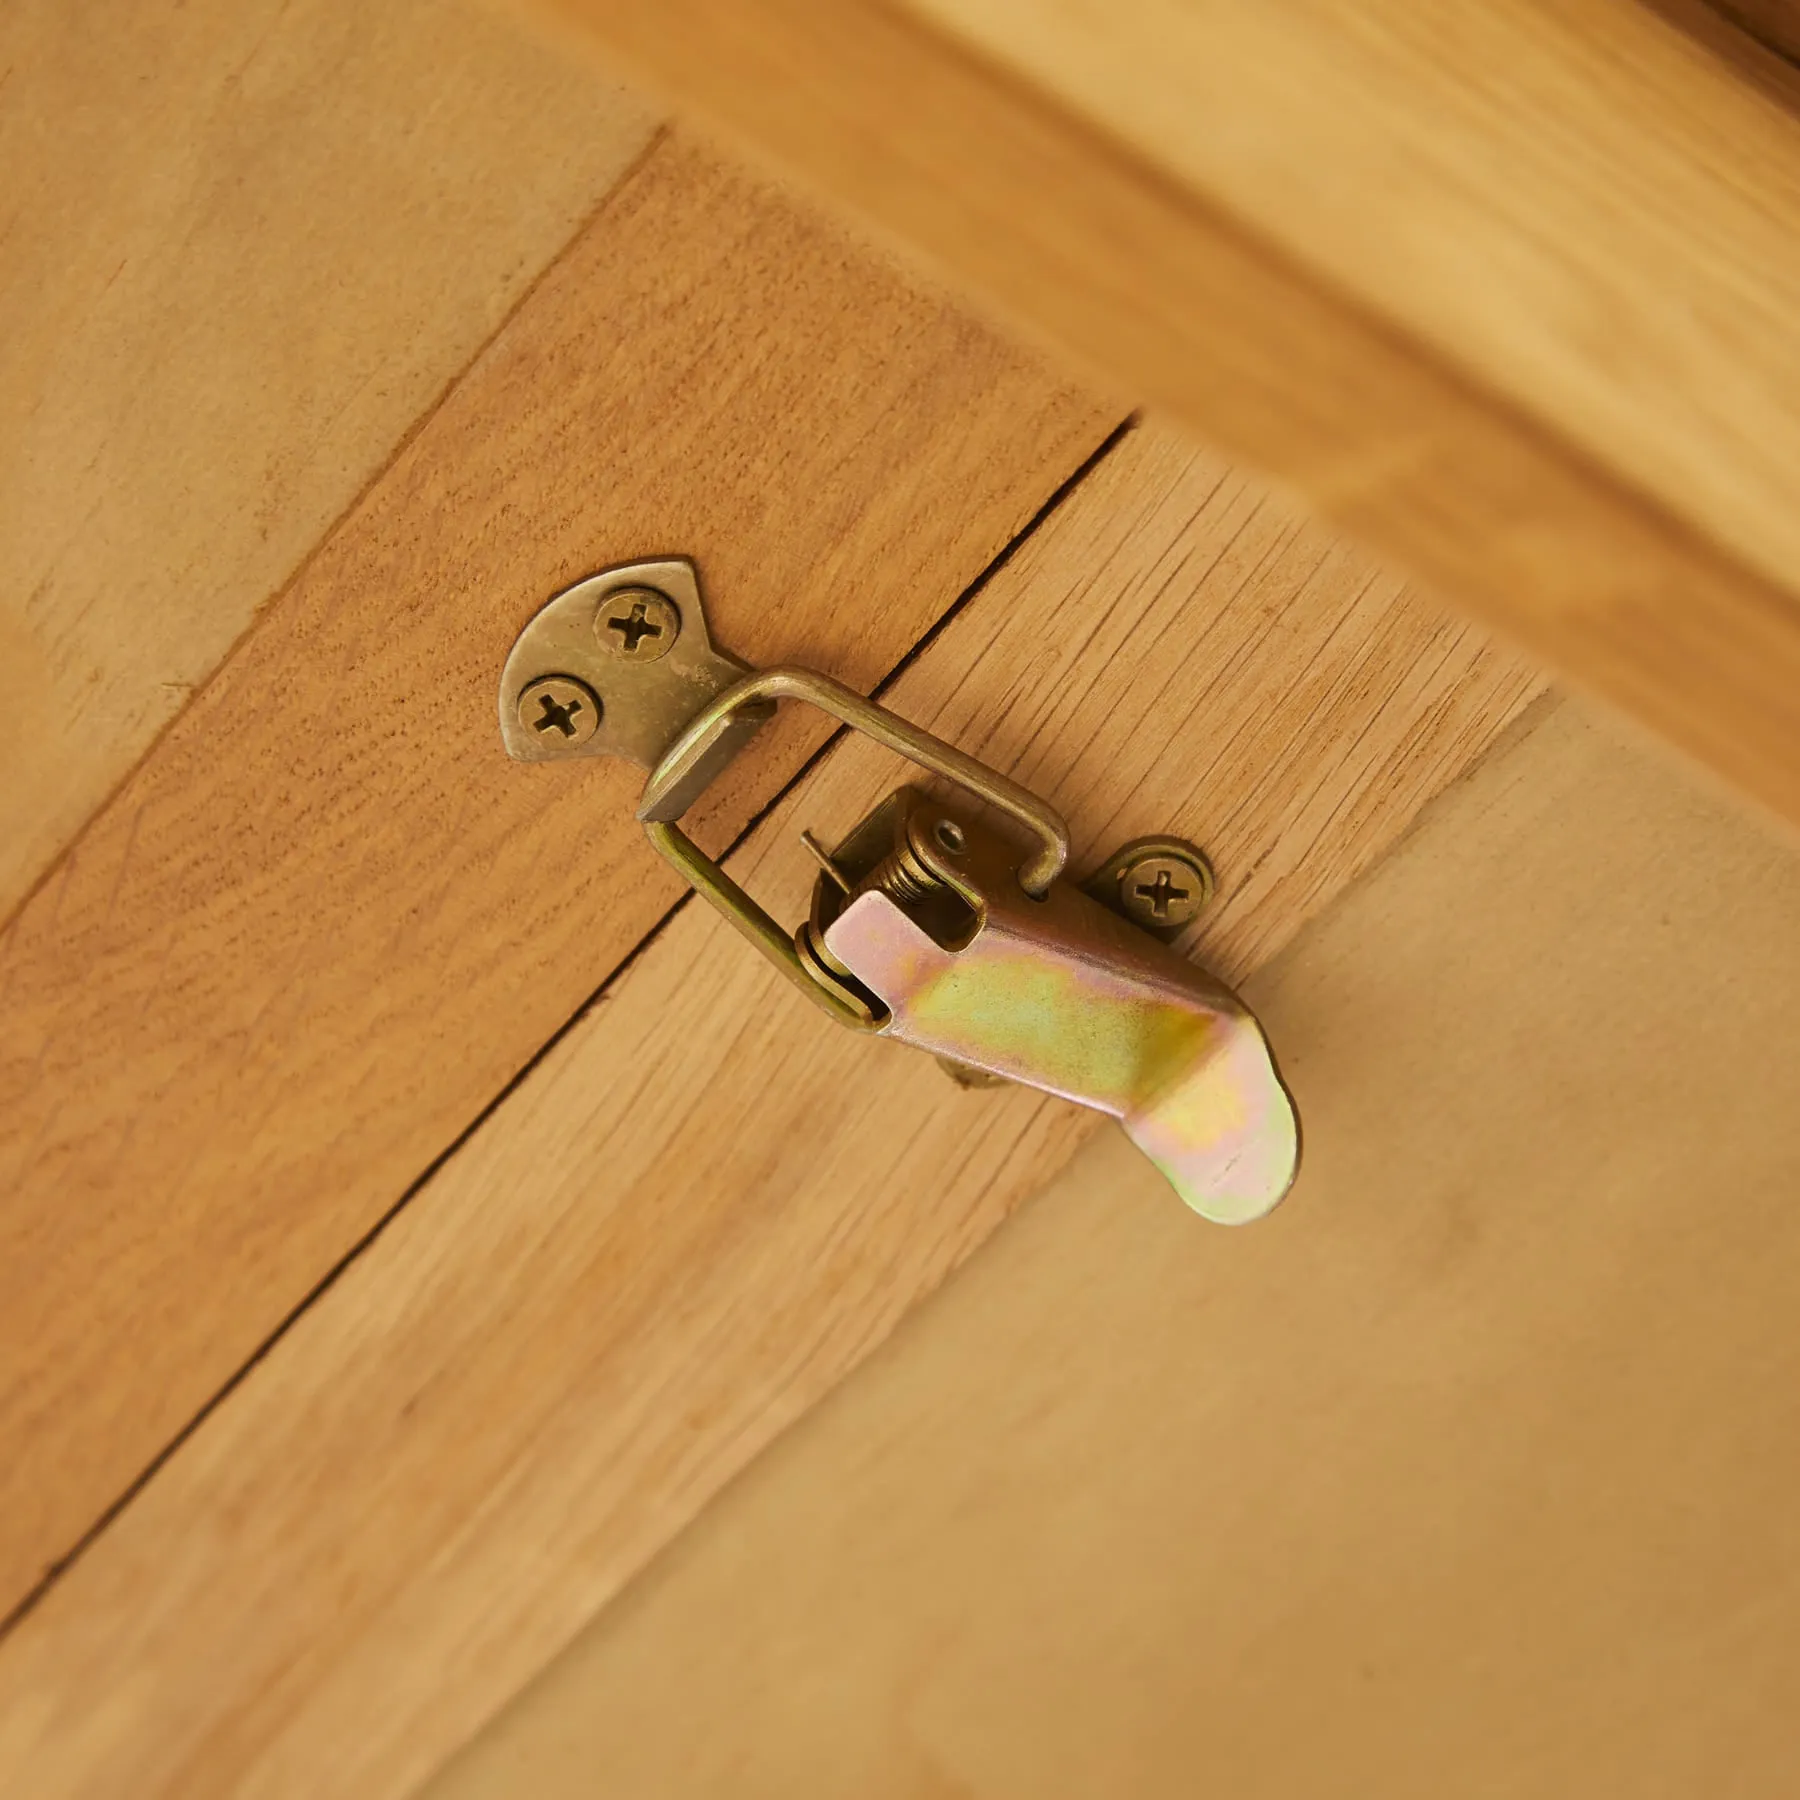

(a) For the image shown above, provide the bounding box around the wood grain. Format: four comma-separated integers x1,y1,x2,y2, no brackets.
1711,0,1800,60
0,132,1115,1626
536,0,1800,830
0,0,660,920
430,703,1800,1800
0,425,1543,1799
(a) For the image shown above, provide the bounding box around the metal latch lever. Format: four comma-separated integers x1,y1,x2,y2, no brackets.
500,559,1299,1224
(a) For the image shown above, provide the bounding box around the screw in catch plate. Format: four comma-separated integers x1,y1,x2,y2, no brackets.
517,674,601,747
595,586,680,662
1109,845,1213,931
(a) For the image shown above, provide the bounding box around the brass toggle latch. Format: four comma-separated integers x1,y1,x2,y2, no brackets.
500,559,1299,1224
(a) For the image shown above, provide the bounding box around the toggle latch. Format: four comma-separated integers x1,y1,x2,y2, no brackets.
500,559,1299,1224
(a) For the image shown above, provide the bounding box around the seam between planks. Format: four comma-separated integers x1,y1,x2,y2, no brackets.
546,0,1800,831
0,412,1135,1645
0,123,674,943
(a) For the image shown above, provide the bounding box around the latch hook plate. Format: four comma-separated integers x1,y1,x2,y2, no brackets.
499,558,1300,1223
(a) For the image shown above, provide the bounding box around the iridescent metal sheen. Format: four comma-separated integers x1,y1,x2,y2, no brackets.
504,573,1300,1224
816,792,1299,1224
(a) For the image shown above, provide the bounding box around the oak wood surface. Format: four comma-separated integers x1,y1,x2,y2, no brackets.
0,132,1115,1626
431,702,1800,1800
0,0,659,920
0,424,1543,1799
538,0,1800,832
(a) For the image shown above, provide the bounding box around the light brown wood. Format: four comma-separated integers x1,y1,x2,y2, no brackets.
0,0,660,921
902,0,1800,591
536,0,1800,831
0,132,1115,1626
0,424,1542,1799
430,702,1800,1800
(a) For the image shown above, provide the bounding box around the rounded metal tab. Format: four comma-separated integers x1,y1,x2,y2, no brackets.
497,558,762,770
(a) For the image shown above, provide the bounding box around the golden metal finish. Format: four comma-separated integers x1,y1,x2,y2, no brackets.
1084,838,1216,940
515,674,600,748
595,586,680,662
498,558,768,772
643,817,878,1031
798,829,852,893
813,791,1299,1223
635,664,1070,1040
636,665,1070,896
501,556,1299,1222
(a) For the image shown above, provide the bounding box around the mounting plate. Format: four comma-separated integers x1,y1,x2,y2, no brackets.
497,557,766,774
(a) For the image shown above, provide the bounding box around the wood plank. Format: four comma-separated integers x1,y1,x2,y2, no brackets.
1712,0,1800,61
427,702,1800,1800
0,424,1544,1799
0,0,660,920
0,132,1115,1626
534,0,1800,830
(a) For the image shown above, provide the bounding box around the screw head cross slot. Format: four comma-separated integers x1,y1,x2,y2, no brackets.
1107,846,1212,932
498,559,759,768
515,675,600,748
1134,866,1189,919
596,587,680,662
535,693,581,736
